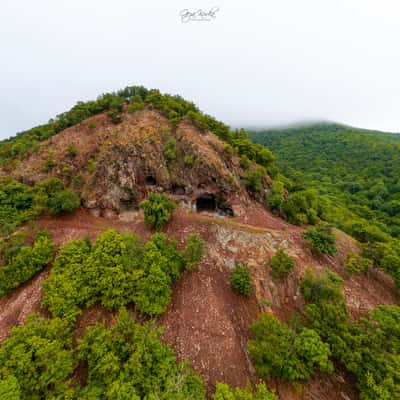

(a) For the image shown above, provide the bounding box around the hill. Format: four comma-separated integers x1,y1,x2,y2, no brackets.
0,91,399,400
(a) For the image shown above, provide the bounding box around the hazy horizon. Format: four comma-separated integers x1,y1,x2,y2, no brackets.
1,0,400,139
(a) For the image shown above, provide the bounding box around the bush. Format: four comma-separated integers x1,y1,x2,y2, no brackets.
269,249,295,277
243,168,266,193
43,230,202,320
106,109,122,124
128,101,145,113
77,308,206,399
0,314,76,399
47,188,80,215
0,309,206,400
344,253,371,274
301,268,343,304
183,233,205,270
266,180,285,211
0,231,54,298
66,143,78,157
230,263,252,296
140,192,176,231
248,313,332,381
302,269,400,400
302,223,337,255
213,382,278,400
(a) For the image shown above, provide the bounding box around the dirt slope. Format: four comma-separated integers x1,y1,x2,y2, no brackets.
1,205,398,399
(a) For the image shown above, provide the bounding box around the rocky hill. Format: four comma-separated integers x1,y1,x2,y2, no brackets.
0,88,399,400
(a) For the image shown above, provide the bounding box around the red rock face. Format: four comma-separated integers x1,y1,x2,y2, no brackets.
9,110,263,217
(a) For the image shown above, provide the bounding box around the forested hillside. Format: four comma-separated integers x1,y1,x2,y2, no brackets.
250,123,400,286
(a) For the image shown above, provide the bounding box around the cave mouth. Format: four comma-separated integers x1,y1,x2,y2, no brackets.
195,195,234,216
196,195,216,212
145,176,157,185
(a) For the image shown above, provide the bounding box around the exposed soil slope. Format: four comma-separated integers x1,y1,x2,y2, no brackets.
1,206,398,399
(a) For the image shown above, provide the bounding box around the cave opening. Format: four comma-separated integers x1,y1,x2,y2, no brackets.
195,195,234,216
145,176,157,185
196,195,216,212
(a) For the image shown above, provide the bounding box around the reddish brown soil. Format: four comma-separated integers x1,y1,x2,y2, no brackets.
0,205,399,400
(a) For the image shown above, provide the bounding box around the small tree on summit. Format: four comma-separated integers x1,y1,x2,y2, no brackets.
140,192,176,231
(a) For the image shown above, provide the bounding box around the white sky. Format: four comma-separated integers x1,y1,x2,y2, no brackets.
1,0,400,139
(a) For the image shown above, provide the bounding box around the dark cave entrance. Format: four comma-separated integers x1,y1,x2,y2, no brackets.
195,195,234,217
196,195,216,212
145,176,157,185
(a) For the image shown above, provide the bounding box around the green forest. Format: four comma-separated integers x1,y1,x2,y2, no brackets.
250,123,400,287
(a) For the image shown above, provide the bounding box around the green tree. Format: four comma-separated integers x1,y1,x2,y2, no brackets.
183,233,205,270
47,188,80,215
248,313,332,381
213,382,278,400
77,308,206,399
302,223,337,255
269,249,295,277
231,263,252,296
0,231,54,298
0,314,76,400
140,192,176,231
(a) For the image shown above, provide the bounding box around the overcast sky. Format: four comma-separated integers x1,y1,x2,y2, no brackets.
1,0,400,139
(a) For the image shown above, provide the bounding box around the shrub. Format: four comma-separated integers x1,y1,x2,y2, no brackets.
128,101,145,113
183,233,205,270
87,122,96,129
43,230,201,320
77,308,206,399
107,109,122,124
213,382,278,400
301,268,343,304
42,157,56,172
66,143,78,157
302,223,337,255
140,192,176,231
47,188,80,215
267,180,285,211
344,253,371,274
0,314,76,399
243,168,266,193
302,269,400,400
248,313,332,381
230,263,252,296
163,136,177,162
269,249,295,277
0,231,54,298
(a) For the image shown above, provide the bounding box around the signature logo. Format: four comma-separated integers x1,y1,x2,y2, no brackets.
179,7,220,23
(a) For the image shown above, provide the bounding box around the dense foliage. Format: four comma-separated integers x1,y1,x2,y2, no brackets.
77,308,206,400
43,230,204,320
140,192,177,231
302,223,337,255
230,263,252,296
248,313,332,381
0,177,80,235
0,231,54,297
0,309,206,400
0,314,76,399
213,383,278,400
250,123,400,286
301,269,400,399
268,249,295,277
